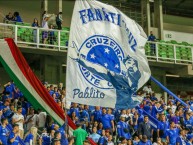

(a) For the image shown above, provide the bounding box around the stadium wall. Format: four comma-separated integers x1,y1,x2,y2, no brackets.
0,0,74,27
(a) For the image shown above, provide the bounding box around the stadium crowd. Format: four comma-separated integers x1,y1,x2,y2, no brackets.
0,81,192,145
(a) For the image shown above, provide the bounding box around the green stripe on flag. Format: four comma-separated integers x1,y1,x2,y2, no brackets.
0,56,63,125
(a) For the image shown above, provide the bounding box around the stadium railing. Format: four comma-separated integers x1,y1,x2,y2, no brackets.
145,40,193,64
0,22,193,64
0,22,69,51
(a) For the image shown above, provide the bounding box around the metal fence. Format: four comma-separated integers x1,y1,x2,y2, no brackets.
145,41,193,64
0,22,193,64
0,23,69,51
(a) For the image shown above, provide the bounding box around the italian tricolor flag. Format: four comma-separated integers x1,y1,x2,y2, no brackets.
0,38,96,145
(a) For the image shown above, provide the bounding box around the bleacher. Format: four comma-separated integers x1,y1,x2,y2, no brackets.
145,39,193,63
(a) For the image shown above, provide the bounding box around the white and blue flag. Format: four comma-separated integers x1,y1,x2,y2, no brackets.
66,0,151,109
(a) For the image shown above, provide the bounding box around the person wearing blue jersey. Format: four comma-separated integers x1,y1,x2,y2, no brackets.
186,134,193,145
13,12,23,23
40,129,54,145
51,131,61,145
7,124,20,145
166,121,181,145
54,87,60,98
4,81,14,99
143,100,151,114
68,103,80,118
98,130,107,145
151,102,164,119
0,118,9,145
91,106,102,123
117,116,131,140
24,127,37,145
80,105,90,122
148,31,156,55
54,124,68,145
99,108,115,132
157,115,169,144
97,123,103,135
176,129,186,145
184,113,193,131
1,100,10,118
49,85,55,96
138,135,152,145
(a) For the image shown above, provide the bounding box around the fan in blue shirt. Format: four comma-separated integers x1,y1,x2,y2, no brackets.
186,134,193,145
68,103,80,118
184,113,193,131
7,124,20,145
99,108,114,130
176,129,186,145
157,115,169,140
91,106,102,122
166,121,181,145
54,124,68,145
41,133,51,145
151,102,164,118
117,116,131,140
0,118,9,145
98,130,107,145
138,135,152,145
24,127,37,145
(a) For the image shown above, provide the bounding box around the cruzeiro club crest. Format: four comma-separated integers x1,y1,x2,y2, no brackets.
78,35,124,89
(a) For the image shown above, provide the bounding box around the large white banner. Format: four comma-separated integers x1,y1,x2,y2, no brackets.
66,0,151,109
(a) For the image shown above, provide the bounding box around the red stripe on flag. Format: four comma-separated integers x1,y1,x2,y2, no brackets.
5,38,65,121
4,38,97,145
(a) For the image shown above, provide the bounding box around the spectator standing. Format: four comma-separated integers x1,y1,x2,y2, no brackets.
25,107,38,132
13,12,23,23
99,108,115,133
148,31,156,55
186,134,193,145
4,12,13,23
56,12,63,30
53,124,68,145
73,123,88,145
166,121,181,145
24,127,37,145
48,24,56,45
0,118,9,145
12,106,24,139
37,109,47,131
32,18,39,43
151,102,164,119
91,106,102,123
42,14,50,44
138,116,153,140
7,124,20,145
176,129,186,145
157,115,169,144
117,116,131,140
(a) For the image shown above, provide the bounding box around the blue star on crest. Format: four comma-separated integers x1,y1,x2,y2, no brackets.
87,45,121,73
